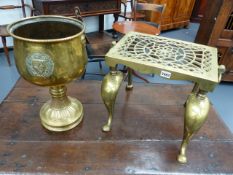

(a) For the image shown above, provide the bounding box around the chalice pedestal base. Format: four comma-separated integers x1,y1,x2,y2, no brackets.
40,86,83,132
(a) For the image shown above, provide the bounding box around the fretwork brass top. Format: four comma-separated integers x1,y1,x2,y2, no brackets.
105,32,221,91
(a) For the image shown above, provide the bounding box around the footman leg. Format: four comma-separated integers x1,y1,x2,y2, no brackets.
126,68,133,90
101,69,123,132
184,83,199,107
178,90,210,163
191,83,200,94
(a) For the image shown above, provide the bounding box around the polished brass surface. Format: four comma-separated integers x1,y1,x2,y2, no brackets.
126,68,133,90
101,31,225,163
178,91,210,163
8,16,87,132
101,70,123,132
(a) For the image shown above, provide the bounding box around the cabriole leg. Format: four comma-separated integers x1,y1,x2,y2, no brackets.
178,90,210,163
184,83,200,107
191,83,200,94
1,36,11,66
101,69,123,132
126,68,133,90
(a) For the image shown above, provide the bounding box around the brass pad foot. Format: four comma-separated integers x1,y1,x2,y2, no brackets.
102,124,111,132
177,154,187,164
40,97,83,132
126,84,133,90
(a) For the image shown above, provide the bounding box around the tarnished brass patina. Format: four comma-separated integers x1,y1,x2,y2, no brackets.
101,31,225,163
8,16,87,132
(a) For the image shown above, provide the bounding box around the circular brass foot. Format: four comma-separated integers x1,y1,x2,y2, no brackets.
177,154,187,164
40,97,83,132
102,124,111,132
126,84,133,90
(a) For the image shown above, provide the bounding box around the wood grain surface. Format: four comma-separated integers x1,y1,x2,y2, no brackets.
0,79,232,174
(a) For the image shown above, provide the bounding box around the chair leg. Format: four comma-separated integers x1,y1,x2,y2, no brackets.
132,70,150,83
125,68,149,90
99,61,103,70
1,36,11,66
112,30,118,39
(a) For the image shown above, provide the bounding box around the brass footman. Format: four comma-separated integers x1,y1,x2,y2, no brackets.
101,31,225,163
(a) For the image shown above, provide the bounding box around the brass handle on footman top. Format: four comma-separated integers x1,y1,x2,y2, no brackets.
7,15,87,132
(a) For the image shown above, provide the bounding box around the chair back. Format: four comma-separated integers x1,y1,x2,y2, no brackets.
133,2,166,30
0,0,34,18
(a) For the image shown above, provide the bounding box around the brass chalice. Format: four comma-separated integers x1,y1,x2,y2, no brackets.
7,16,87,132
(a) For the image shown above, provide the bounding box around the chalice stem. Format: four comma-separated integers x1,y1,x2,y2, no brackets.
40,85,84,132
101,70,123,132
178,90,210,163
50,86,70,107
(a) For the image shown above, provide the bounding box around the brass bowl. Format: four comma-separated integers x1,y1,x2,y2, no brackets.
8,15,87,132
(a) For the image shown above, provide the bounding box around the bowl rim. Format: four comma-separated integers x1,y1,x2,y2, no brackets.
7,15,85,43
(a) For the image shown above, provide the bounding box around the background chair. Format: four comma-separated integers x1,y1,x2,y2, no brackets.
0,0,34,66
113,2,166,35
118,0,145,21
113,2,166,82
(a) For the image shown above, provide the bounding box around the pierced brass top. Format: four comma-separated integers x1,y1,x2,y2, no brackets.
105,32,220,91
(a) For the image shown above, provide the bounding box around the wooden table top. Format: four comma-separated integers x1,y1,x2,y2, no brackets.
0,79,232,174
113,21,160,35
